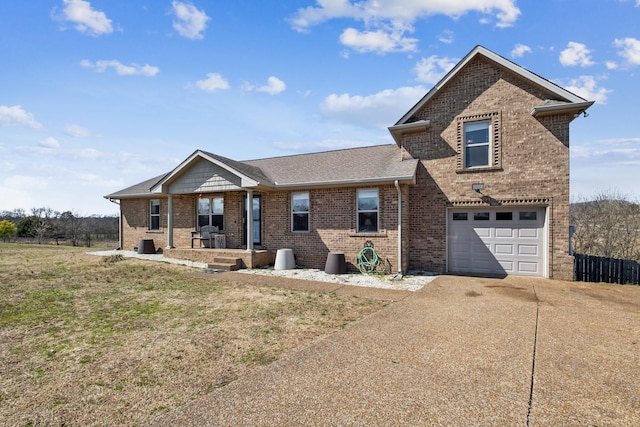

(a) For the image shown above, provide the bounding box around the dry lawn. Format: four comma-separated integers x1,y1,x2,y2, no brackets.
0,244,389,426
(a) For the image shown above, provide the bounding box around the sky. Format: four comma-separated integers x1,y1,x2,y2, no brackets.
1,0,639,216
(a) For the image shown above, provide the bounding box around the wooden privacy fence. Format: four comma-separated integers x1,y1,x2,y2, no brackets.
574,253,640,285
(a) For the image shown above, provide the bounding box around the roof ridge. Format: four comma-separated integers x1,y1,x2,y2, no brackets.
241,143,396,163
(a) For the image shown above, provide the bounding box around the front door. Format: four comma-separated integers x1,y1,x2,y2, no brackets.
243,195,262,245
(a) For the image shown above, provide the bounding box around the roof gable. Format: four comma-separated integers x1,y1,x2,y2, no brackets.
150,150,272,193
389,45,594,144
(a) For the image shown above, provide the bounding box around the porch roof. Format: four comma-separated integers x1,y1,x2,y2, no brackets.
105,144,418,199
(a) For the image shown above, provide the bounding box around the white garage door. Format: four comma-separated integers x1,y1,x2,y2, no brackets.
447,207,546,277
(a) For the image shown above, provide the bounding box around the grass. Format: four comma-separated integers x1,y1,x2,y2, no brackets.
0,243,389,426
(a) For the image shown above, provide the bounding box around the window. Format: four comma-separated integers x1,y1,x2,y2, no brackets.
520,211,537,221
464,121,491,168
292,192,309,232
452,212,468,221
474,212,490,221
198,196,224,230
357,189,379,232
150,199,160,230
456,112,501,171
496,212,513,221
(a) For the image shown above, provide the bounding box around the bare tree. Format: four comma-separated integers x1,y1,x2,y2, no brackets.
571,189,640,260
59,211,85,246
30,207,56,244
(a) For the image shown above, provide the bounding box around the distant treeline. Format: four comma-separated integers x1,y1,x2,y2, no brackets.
0,207,118,247
571,190,640,261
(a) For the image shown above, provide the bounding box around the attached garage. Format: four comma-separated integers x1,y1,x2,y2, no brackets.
447,207,547,277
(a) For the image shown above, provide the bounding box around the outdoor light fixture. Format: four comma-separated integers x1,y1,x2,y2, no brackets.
472,183,484,192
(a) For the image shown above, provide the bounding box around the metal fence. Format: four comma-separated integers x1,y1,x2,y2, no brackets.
574,253,640,285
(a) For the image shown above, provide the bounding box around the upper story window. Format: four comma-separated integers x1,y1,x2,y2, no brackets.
357,188,379,232
198,196,224,230
292,192,310,232
456,112,501,172
464,121,491,168
150,199,160,230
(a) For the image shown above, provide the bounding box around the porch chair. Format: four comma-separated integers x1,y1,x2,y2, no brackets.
191,225,219,248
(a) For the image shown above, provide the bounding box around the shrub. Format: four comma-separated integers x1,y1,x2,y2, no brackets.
0,220,17,242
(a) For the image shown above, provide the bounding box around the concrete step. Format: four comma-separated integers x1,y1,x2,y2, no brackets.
208,257,242,271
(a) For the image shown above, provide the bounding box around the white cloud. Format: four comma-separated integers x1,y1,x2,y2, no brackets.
40,137,60,149
339,27,418,53
614,37,640,65
438,30,454,44
80,59,159,76
290,1,519,54
321,85,426,128
564,75,611,104
559,42,595,67
57,0,113,36
0,175,47,209
172,1,210,40
290,0,521,32
0,105,43,130
413,55,458,84
511,43,531,58
194,73,230,92
605,61,618,70
257,76,287,95
75,148,103,160
64,124,92,137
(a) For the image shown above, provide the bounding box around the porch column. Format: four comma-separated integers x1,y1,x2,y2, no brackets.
246,189,254,252
166,194,174,248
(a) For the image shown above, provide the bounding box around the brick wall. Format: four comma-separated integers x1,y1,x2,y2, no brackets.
120,186,404,272
400,56,574,279
261,186,401,271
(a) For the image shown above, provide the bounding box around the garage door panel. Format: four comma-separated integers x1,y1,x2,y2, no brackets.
448,208,545,277
495,228,514,238
475,228,491,238
518,245,538,256
518,228,539,239
498,261,515,273
517,261,539,274
495,244,514,255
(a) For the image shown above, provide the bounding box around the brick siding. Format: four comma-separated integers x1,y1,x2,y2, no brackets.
400,56,573,279
118,55,575,279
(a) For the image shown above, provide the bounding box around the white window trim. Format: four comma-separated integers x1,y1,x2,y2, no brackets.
291,191,310,232
357,188,379,233
150,199,160,230
464,120,491,169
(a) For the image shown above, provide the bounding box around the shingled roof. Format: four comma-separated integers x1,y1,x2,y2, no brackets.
244,144,417,187
105,173,168,199
106,144,417,199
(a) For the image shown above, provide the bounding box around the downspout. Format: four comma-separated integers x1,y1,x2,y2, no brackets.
106,197,123,250
394,180,403,277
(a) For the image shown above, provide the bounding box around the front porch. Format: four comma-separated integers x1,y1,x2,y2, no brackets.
165,247,274,270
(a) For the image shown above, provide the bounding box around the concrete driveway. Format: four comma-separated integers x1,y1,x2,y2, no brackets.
153,275,640,426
